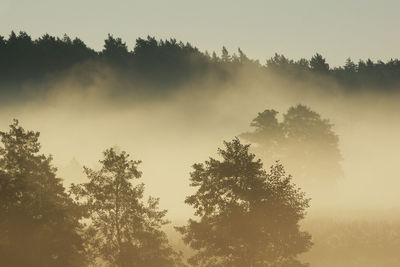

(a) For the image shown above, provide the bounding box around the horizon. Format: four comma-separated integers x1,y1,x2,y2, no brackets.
2,0,400,67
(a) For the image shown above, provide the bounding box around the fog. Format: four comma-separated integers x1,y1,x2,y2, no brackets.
1,65,400,265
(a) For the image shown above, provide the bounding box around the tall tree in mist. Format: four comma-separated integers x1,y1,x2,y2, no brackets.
177,138,312,267
0,120,86,266
310,53,329,73
102,34,130,64
71,148,184,267
240,104,342,184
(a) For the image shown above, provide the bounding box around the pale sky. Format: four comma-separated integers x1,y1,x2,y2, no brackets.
1,0,399,66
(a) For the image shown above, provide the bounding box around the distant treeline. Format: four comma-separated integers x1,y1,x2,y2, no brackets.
1,31,400,93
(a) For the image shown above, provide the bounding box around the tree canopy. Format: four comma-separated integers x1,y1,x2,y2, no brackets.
240,105,342,185
2,31,400,99
177,138,312,267
0,120,86,266
71,148,184,267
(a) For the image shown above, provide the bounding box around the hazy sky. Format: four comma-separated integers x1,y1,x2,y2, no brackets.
1,0,399,66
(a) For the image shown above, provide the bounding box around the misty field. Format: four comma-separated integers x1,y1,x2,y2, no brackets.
1,31,400,266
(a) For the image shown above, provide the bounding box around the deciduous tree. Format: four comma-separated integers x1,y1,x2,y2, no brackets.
240,105,342,184
177,138,311,267
72,148,184,267
0,120,86,266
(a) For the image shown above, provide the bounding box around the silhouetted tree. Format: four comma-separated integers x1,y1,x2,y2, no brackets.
71,148,184,267
0,120,86,266
310,53,329,73
240,105,342,185
237,48,248,63
177,138,312,267
221,46,231,63
211,51,219,62
267,53,293,70
0,35,5,47
266,54,310,77
344,58,357,73
0,35,5,71
130,36,212,88
102,34,130,64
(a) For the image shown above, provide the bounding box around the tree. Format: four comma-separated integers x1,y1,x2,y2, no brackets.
177,138,312,267
240,104,342,185
71,148,183,267
310,53,329,73
238,48,248,63
266,54,310,75
102,34,130,63
221,46,231,63
0,35,5,48
344,58,357,73
211,51,218,62
0,120,86,266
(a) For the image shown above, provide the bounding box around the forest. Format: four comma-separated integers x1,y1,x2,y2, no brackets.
1,31,400,267
2,31,400,99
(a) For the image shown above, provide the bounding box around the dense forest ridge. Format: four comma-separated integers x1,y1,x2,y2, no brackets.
1,31,400,93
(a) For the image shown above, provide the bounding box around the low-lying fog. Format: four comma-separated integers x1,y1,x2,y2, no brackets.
1,72,399,224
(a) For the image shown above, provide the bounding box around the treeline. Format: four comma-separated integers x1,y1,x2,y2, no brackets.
0,31,214,92
1,31,400,94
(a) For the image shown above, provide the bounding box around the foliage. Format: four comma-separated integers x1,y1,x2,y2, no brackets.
2,31,400,96
177,138,312,267
71,148,184,267
240,105,342,184
310,53,330,73
0,120,86,266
